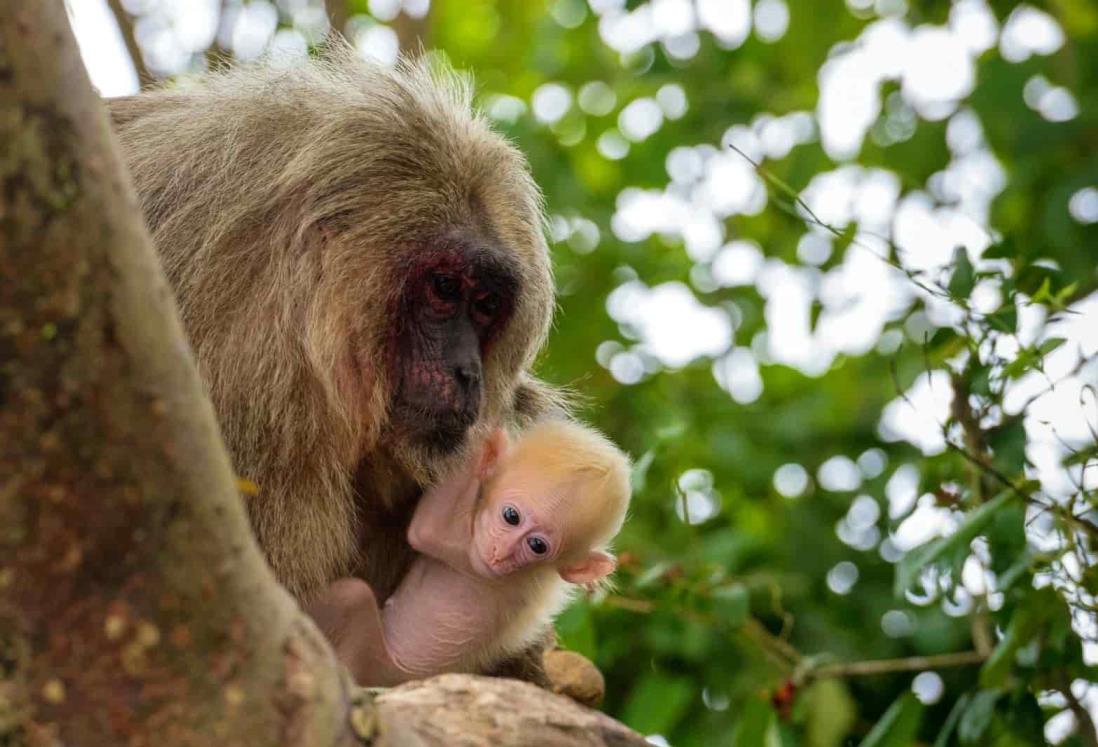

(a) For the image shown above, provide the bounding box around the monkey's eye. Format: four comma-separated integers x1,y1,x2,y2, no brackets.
432,274,461,302
502,505,521,526
527,536,548,555
474,292,500,320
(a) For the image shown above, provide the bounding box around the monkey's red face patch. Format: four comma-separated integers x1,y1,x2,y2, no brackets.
388,244,518,452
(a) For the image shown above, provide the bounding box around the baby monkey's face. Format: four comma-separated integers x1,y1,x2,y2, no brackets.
470,464,568,578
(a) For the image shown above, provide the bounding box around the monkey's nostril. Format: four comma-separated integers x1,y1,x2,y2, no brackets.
454,363,481,391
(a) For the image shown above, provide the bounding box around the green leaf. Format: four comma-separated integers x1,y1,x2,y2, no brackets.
630,449,655,493
711,583,750,629
989,420,1027,476
988,304,1018,334
858,693,923,747
1037,337,1067,356
621,672,694,735
895,491,1014,595
981,239,1016,259
948,246,975,299
995,549,1035,591
555,602,598,659
958,691,1000,744
732,698,782,747
979,606,1040,687
803,679,857,747
933,693,971,747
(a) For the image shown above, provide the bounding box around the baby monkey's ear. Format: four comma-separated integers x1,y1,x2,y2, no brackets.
478,427,511,479
558,550,616,586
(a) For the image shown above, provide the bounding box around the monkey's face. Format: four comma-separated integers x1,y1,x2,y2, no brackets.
469,467,563,578
391,244,519,454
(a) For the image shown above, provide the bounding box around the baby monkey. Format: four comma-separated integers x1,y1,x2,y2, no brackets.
308,420,631,685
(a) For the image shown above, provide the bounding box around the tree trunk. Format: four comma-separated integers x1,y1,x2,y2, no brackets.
1,2,350,744
0,4,644,745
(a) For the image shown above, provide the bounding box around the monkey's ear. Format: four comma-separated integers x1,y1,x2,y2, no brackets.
559,551,616,586
478,427,510,479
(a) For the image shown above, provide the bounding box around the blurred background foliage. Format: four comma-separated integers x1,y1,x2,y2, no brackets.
74,0,1098,744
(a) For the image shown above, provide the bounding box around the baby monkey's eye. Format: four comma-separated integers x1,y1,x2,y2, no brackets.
502,505,521,526
527,536,548,555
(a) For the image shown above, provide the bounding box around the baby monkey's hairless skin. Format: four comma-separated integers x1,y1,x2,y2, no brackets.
306,421,632,685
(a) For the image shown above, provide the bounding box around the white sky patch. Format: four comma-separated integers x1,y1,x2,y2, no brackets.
774,463,810,498
1004,293,1098,498
1069,187,1098,225
999,5,1065,63
892,494,958,550
356,24,399,66
606,281,732,368
827,561,859,594
901,26,975,118
879,370,952,455
712,240,765,287
817,4,997,159
68,0,140,96
697,0,751,48
656,83,689,120
532,83,574,124
619,97,664,142
712,347,763,404
818,455,863,492
753,0,789,43
758,261,832,376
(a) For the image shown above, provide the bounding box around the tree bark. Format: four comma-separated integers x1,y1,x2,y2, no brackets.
365,675,643,746
0,4,643,745
1,2,350,744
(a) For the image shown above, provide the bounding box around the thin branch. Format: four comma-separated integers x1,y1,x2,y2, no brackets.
947,439,1098,536
1060,678,1098,747
325,0,350,40
106,0,153,87
393,9,430,57
805,650,986,683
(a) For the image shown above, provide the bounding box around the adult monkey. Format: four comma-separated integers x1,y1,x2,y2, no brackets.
107,48,570,683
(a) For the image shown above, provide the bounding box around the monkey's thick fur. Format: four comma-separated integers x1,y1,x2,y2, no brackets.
107,48,565,681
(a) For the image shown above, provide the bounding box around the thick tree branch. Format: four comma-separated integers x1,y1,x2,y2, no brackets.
106,0,154,86
359,675,645,746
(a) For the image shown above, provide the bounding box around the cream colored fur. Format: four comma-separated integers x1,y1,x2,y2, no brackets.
108,45,561,600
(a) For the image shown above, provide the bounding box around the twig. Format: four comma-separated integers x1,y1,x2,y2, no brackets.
1060,677,1098,747
950,372,990,503
947,440,1098,536
106,0,153,86
805,650,986,682
742,617,801,667
325,0,350,40
393,10,430,57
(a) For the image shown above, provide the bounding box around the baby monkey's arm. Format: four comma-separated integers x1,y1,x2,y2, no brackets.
407,428,507,573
